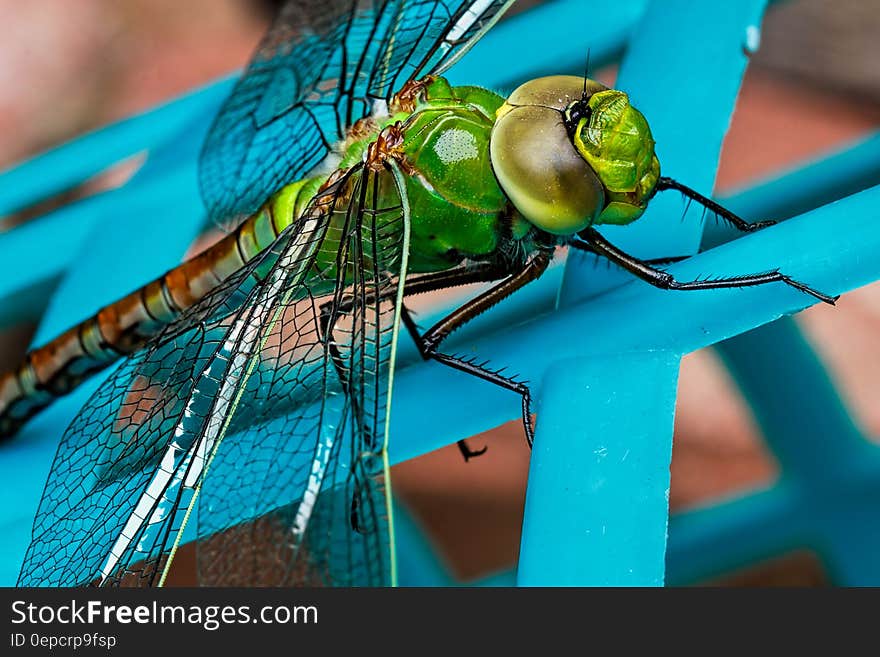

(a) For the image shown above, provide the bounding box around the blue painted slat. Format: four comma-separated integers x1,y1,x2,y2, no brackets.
523,0,769,585
518,352,679,586
666,483,805,584
718,320,870,482
0,79,232,217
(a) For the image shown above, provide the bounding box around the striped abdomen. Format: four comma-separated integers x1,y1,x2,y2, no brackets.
0,186,307,439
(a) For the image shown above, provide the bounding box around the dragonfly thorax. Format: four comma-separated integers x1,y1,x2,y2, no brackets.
347,76,524,273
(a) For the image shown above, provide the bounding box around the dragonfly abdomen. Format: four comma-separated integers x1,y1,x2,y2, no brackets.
0,187,307,439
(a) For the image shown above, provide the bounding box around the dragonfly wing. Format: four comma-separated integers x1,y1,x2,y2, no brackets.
17,163,410,587
374,0,516,91
199,0,514,229
15,238,305,585
195,162,410,586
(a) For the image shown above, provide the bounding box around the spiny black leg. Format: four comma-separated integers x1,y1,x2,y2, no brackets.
402,252,552,449
643,255,689,266
569,239,688,266
320,263,511,389
401,262,510,298
580,227,838,305
401,308,491,460
655,176,776,232
400,263,521,460
431,350,536,447
322,264,513,462
324,254,551,455
418,252,552,351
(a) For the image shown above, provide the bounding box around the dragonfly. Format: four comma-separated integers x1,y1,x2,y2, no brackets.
6,0,836,587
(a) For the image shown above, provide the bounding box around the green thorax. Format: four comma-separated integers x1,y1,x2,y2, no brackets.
393,78,511,272
269,77,518,274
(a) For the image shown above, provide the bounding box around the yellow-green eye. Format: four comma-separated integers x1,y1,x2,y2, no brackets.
491,103,604,235
503,75,609,112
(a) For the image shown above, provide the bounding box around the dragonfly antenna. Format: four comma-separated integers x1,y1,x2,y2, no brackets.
583,48,592,97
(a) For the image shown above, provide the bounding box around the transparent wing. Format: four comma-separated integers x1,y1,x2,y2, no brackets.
195,164,410,586
17,164,410,587
200,0,514,229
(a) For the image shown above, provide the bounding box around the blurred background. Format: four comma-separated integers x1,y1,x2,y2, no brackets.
1,0,879,585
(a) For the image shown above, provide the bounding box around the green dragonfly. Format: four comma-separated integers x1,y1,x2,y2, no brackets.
8,0,835,587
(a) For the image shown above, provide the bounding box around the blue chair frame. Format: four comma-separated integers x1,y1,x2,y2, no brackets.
2,0,880,586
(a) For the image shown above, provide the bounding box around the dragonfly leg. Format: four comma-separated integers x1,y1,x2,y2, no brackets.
317,264,508,465
396,309,492,460
655,176,776,232
399,263,512,461
319,256,550,460
569,239,688,266
579,227,839,305
401,251,553,448
316,262,508,398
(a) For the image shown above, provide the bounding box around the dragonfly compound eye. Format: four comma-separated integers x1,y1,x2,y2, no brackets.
491,76,611,235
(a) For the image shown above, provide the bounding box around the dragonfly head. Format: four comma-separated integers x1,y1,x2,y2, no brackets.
491,76,660,236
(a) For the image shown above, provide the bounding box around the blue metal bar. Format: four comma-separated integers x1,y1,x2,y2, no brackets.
718,319,871,482
518,352,679,585
519,0,767,584
446,0,648,90
0,79,232,217
666,482,805,584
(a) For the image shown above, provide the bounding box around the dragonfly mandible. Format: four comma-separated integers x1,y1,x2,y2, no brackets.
7,0,836,587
